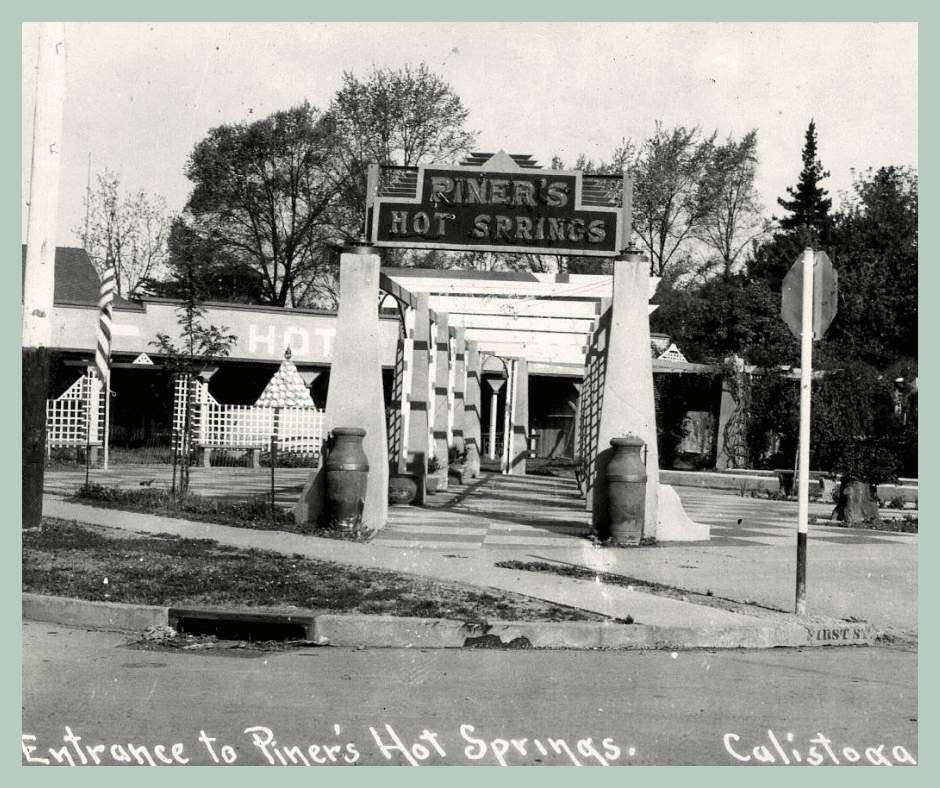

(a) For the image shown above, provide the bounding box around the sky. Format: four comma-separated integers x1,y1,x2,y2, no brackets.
22,21,918,248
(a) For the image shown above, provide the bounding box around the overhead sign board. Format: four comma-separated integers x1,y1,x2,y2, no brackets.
368,154,625,257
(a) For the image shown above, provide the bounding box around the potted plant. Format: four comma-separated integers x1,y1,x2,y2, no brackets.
831,442,898,526
448,446,469,484
426,456,443,494
388,472,418,506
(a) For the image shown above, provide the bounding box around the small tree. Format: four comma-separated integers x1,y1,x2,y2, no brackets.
150,266,236,496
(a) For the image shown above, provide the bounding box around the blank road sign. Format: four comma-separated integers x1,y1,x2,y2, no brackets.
781,251,838,339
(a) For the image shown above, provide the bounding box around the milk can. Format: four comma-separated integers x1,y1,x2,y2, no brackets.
324,427,369,531
605,434,647,545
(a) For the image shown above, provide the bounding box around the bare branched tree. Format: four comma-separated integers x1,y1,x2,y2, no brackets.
75,169,171,297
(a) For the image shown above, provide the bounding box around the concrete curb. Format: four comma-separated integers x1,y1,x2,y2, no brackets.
23,593,168,632
22,594,876,650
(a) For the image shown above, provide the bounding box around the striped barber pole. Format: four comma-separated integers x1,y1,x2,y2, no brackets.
94,267,116,380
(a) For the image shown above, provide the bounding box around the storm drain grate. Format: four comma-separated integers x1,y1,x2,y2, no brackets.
168,608,314,643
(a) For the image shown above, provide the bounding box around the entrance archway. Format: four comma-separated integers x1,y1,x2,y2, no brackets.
296,152,700,542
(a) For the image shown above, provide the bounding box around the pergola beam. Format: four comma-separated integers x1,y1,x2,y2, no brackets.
429,295,602,319
378,272,418,310
447,313,596,334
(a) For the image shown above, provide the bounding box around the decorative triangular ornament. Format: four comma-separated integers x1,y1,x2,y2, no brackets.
254,349,314,408
480,150,521,171
657,343,688,363
132,353,154,365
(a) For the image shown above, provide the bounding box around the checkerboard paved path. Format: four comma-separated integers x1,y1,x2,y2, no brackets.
676,488,917,547
377,473,592,550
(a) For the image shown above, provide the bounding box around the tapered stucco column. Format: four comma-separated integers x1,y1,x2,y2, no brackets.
571,380,583,459
406,294,431,505
433,312,451,489
293,248,388,532
452,328,466,455
396,305,416,474
486,376,505,460
509,358,529,475
464,340,482,477
590,252,660,538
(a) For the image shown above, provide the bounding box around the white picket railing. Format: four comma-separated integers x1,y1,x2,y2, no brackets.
197,401,325,454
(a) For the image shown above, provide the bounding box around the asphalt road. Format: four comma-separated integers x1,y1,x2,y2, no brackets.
22,622,918,767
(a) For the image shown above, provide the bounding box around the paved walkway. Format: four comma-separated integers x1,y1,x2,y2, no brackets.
45,466,915,553
38,468,917,640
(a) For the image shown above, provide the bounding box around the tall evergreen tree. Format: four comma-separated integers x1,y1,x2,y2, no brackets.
776,119,832,240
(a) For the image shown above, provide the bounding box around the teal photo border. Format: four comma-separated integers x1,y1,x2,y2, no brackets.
9,6,927,783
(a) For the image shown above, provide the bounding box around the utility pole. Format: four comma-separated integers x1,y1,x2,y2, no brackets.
23,23,66,530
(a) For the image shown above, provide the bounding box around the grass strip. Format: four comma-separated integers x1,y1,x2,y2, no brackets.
23,518,606,624
70,483,352,539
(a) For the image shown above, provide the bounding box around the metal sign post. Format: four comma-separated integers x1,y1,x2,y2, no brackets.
795,248,814,614
781,248,838,615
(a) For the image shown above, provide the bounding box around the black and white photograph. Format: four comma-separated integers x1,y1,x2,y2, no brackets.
22,21,917,766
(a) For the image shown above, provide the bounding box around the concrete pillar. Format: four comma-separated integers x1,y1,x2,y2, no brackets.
452,328,466,456
293,248,389,532
486,377,505,460
386,322,406,469
427,316,437,462
571,380,583,460
715,355,746,470
509,358,529,475
433,313,451,489
398,305,415,474
406,294,431,505
590,254,660,538
464,340,481,477
501,361,514,474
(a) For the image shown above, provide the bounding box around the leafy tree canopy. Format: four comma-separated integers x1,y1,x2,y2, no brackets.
183,102,341,308
142,218,266,304
326,63,476,253
823,165,917,368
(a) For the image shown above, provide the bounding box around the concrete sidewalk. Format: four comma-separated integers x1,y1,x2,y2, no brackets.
25,493,915,650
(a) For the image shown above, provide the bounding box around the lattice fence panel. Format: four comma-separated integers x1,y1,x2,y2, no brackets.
46,372,100,448
46,399,87,447
197,403,325,454
200,404,274,448
273,407,325,455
